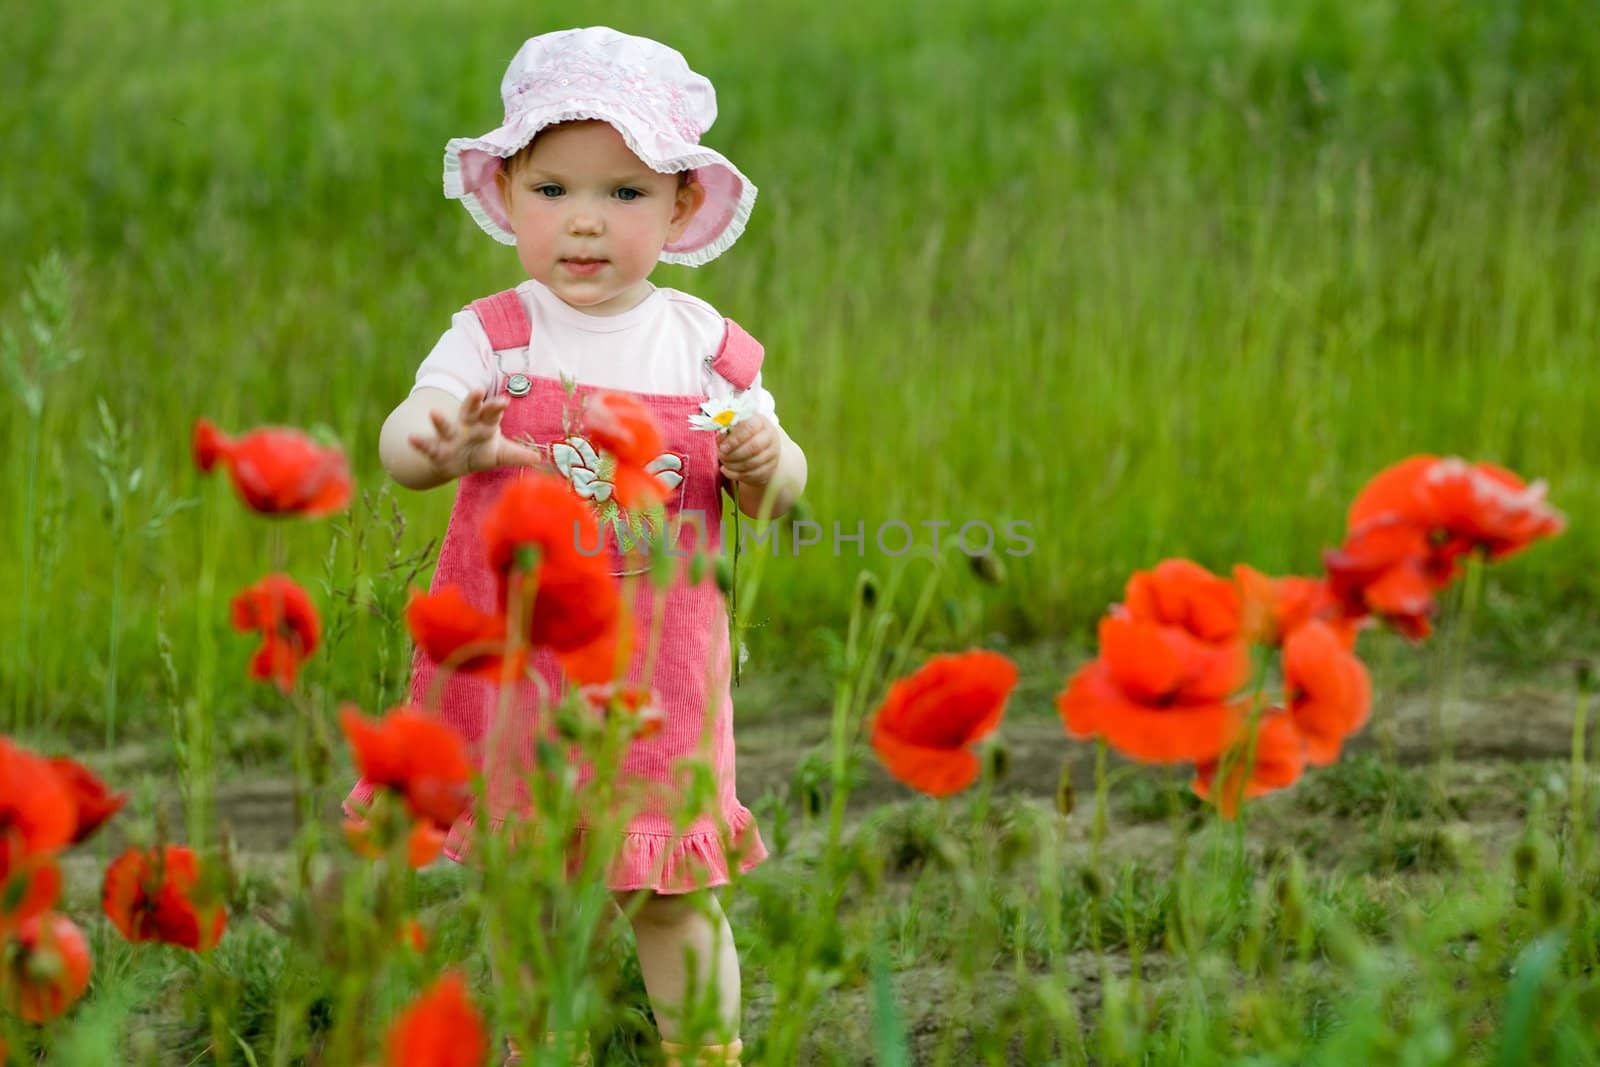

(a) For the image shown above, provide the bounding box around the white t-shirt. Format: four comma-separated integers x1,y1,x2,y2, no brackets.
413,280,779,427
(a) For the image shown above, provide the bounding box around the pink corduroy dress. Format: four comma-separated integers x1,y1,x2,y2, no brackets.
342,289,769,893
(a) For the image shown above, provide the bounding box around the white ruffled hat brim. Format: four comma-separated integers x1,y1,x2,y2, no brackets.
444,107,756,268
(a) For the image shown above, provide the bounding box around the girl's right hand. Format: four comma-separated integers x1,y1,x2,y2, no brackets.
406,389,542,480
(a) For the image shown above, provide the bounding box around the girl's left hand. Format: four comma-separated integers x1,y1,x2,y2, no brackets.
719,415,782,485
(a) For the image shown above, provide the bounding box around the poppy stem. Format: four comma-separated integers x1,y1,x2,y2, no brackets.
1091,740,1108,867
1435,552,1484,776
1571,679,1593,873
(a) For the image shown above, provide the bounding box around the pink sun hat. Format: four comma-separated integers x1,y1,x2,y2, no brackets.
443,27,757,267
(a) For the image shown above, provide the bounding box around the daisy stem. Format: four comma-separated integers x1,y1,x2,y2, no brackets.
730,483,741,687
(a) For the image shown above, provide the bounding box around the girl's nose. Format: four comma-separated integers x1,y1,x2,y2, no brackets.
568,209,603,236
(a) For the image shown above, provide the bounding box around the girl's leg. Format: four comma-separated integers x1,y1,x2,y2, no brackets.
614,888,742,1045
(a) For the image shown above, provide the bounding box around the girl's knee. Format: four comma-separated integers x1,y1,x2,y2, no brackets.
615,889,717,929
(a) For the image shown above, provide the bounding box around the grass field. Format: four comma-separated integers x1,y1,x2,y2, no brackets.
4,1,1600,1063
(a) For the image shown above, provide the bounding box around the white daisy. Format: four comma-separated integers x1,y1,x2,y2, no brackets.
689,392,758,434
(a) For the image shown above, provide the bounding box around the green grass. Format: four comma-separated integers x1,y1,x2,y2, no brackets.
4,0,1599,736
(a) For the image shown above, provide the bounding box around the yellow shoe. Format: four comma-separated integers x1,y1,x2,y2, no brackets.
660,1037,743,1067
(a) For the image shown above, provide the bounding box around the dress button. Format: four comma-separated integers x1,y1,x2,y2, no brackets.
506,373,531,397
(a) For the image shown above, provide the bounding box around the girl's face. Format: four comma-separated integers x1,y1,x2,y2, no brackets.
499,121,705,316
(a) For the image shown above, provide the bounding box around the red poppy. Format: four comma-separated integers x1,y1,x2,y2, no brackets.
2,913,92,1023
586,392,670,509
1192,711,1307,818
481,473,620,654
405,586,524,683
554,603,636,687
339,706,474,831
1234,565,1358,649
1123,559,1242,644
1349,455,1565,572
1323,516,1439,639
102,845,227,952
869,651,1018,797
47,756,127,845
399,917,429,953
385,970,489,1067
230,574,321,690
1,853,62,936
1283,620,1372,765
0,739,75,931
193,418,352,517
343,816,446,869
580,683,665,741
1057,614,1249,764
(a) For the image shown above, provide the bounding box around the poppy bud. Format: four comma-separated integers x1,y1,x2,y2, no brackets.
714,554,735,595
1275,857,1306,935
786,497,813,526
1577,660,1596,694
1079,866,1105,900
535,739,564,775
1512,840,1540,883
802,783,825,818
968,551,1006,586
1536,875,1569,927
1055,762,1075,818
648,541,677,590
857,573,879,610
988,741,1011,782
554,704,585,743
687,550,710,586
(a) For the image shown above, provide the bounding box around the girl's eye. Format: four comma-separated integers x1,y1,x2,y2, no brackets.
532,184,563,198
615,187,642,202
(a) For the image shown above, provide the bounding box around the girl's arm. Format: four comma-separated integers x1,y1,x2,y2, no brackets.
379,387,541,491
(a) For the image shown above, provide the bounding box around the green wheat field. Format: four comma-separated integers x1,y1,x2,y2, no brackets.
4,0,1600,1063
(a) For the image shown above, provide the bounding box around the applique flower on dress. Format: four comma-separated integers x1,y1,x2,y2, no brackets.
688,393,757,434
551,435,683,553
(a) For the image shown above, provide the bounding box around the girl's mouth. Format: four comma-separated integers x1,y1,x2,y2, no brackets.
561,258,607,276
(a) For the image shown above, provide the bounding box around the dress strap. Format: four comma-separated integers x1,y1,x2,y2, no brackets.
707,319,765,390
468,289,533,350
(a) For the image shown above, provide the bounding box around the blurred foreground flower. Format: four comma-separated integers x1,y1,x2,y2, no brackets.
1283,620,1372,766
193,418,352,517
0,739,76,931
2,912,92,1023
587,391,671,508
1349,455,1565,570
481,473,621,656
344,815,446,869
1326,455,1565,640
102,845,227,951
1122,558,1242,644
1058,613,1248,764
1234,566,1355,649
46,757,127,845
405,585,521,683
385,970,488,1067
1192,711,1307,818
581,682,665,741
339,706,473,831
870,650,1018,796
231,574,320,690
